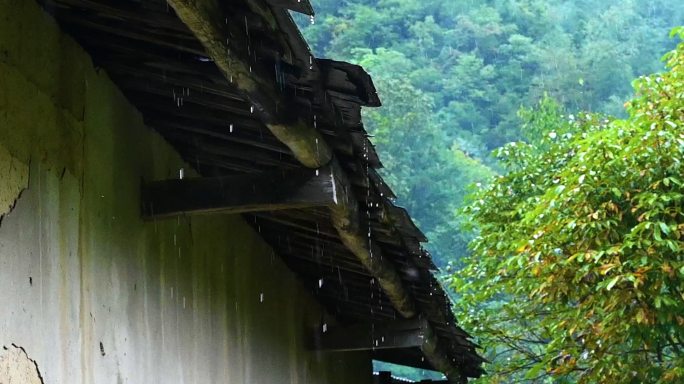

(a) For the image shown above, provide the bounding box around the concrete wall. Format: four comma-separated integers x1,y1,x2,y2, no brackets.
0,0,373,383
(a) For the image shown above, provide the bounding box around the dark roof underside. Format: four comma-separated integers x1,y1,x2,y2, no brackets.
36,0,484,379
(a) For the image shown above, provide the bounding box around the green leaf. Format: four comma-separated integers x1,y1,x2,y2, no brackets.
525,362,546,379
607,276,620,291
659,222,671,235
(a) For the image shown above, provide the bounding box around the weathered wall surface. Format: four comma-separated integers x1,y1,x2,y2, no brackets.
0,0,372,383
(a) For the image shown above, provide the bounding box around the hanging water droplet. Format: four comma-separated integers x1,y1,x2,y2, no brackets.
260,293,264,302
179,168,184,179
316,169,319,176
250,105,254,113
319,279,324,288
230,124,234,133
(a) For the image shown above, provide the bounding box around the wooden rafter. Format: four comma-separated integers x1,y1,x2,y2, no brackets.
165,0,331,168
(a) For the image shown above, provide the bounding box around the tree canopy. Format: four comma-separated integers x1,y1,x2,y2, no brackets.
298,0,684,270
452,27,684,383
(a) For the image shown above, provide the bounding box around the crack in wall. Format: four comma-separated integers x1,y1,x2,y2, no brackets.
0,148,30,229
0,187,26,228
0,344,46,384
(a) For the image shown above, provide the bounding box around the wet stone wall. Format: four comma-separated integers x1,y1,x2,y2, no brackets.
0,0,372,383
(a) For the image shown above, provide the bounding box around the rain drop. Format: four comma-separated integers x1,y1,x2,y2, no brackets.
179,168,184,179
260,293,264,302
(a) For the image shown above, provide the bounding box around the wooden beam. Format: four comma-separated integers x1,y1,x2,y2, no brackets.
422,324,467,384
308,317,468,384
308,319,426,352
310,317,466,383
165,0,332,168
327,159,416,318
141,166,335,220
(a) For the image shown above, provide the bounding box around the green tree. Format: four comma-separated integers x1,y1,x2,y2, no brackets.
357,67,493,267
452,28,684,383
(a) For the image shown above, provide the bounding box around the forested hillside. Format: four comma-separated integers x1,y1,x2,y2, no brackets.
296,0,683,270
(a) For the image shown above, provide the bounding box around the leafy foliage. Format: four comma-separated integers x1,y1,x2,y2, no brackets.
298,0,684,268
452,28,684,383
